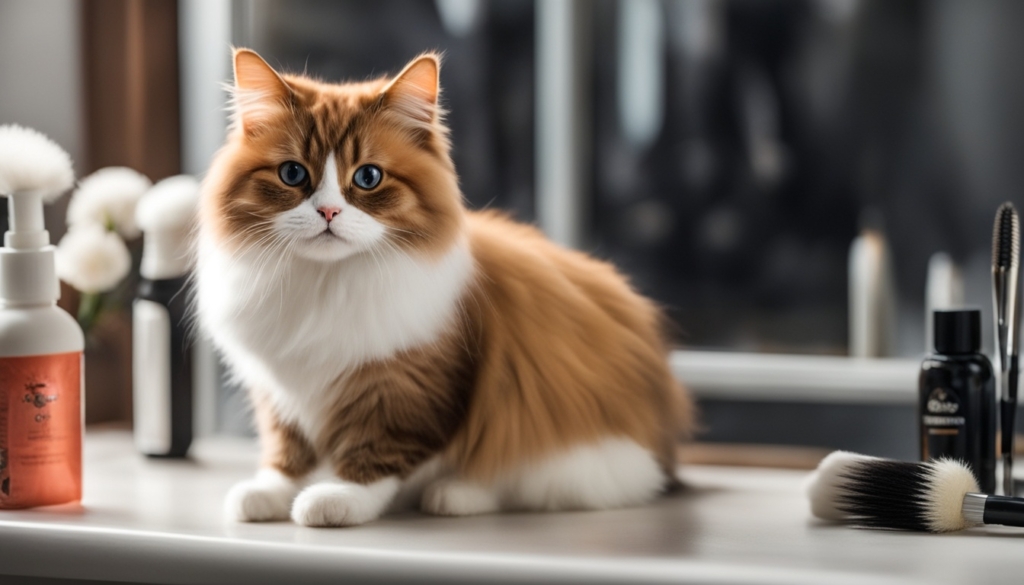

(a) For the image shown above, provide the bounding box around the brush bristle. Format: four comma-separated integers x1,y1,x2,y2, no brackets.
993,202,1020,269
806,451,981,533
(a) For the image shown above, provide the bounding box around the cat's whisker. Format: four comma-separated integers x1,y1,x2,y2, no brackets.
384,233,413,249
368,240,399,311
364,239,387,285
217,222,276,252
270,235,299,318
371,238,405,302
386,226,419,237
252,236,294,308
229,233,289,311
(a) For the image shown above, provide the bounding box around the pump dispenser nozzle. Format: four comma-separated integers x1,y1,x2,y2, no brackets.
0,125,75,304
7,191,50,250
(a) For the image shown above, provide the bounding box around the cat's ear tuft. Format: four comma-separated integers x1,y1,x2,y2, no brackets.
382,53,441,127
231,48,291,134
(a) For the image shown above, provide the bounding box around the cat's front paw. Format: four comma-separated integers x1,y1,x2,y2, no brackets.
224,471,298,522
291,478,399,527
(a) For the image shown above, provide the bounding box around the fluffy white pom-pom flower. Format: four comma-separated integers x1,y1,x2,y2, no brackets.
0,124,75,201
67,167,152,239
55,224,132,294
136,175,201,232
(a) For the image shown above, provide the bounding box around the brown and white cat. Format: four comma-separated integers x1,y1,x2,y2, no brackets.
195,49,692,527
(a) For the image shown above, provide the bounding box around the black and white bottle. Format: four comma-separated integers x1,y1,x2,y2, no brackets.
133,176,200,458
919,309,997,493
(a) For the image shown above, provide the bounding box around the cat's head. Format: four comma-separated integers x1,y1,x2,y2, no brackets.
201,49,463,262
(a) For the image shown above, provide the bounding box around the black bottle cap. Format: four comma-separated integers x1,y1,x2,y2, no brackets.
933,309,982,354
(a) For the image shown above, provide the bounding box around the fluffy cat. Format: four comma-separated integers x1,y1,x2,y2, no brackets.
195,49,692,527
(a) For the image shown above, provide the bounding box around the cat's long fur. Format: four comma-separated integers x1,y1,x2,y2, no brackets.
196,49,693,526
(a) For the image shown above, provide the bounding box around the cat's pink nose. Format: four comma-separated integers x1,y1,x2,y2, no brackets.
318,207,341,222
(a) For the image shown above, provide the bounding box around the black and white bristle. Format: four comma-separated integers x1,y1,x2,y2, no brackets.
805,451,981,533
993,202,1020,270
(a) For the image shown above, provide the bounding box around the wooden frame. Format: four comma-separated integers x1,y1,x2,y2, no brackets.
76,0,181,424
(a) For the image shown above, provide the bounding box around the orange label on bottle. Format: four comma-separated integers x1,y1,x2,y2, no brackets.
0,352,82,509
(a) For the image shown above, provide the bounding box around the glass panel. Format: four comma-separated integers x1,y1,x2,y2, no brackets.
249,0,536,218
589,0,1021,357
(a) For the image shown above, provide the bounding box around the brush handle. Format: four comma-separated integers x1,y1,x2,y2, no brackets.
983,494,1024,527
1003,356,1018,496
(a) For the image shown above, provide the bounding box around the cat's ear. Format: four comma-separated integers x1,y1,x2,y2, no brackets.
231,48,291,133
381,54,441,127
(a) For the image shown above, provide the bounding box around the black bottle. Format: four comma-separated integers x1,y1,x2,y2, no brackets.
132,176,199,458
133,276,193,458
919,309,996,493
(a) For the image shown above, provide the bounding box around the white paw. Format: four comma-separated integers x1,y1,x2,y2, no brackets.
291,478,399,527
224,471,298,522
421,479,500,516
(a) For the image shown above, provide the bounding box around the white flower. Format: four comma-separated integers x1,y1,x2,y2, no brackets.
55,224,131,294
135,175,201,232
0,125,74,201
67,167,152,239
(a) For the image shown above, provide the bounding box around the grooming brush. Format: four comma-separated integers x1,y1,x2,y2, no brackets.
807,451,1024,533
992,202,1021,495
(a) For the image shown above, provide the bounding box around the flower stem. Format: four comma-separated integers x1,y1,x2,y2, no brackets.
77,292,104,335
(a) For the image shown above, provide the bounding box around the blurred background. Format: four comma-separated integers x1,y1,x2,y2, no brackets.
3,0,1023,464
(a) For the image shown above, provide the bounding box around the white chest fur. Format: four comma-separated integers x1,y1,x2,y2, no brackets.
195,237,475,439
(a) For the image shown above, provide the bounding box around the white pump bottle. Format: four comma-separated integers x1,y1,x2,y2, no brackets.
0,125,83,509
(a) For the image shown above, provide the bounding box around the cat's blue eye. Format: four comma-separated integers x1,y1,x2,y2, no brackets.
353,164,382,190
278,161,308,187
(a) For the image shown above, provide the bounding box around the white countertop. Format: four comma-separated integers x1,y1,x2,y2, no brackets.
0,430,1021,585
